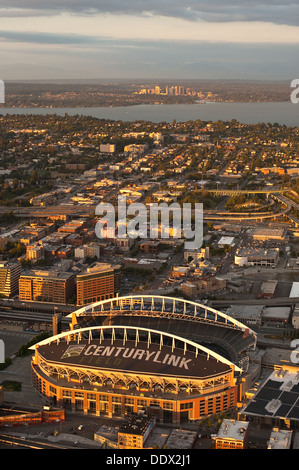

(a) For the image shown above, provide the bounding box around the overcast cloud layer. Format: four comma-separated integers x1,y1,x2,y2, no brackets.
0,1,298,80
0,0,299,25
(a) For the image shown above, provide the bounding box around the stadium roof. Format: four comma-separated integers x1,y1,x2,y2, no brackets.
30,325,242,377
35,339,233,380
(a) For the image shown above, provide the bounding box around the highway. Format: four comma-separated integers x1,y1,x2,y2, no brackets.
202,191,296,223
210,296,299,308
0,203,96,218
205,189,285,196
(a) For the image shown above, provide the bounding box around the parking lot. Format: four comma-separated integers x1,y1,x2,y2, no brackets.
0,329,37,358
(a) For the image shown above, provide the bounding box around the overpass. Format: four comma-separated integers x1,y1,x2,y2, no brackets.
203,191,296,223
211,297,299,308
204,189,286,197
271,193,299,227
0,204,96,219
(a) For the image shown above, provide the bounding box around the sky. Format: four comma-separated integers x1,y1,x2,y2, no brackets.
0,1,299,81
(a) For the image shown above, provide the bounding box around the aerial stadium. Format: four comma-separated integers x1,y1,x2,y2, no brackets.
30,295,258,424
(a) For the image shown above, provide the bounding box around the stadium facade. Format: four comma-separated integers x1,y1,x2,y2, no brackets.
30,295,258,425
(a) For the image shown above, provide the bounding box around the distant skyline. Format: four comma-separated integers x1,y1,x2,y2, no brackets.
0,1,298,81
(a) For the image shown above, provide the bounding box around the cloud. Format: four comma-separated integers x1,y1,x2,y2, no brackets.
0,1,298,80
0,1,298,26
1,20,298,49
0,30,297,81
0,30,107,45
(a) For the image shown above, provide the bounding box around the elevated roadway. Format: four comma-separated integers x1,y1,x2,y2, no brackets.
204,189,285,197
271,193,299,227
0,204,96,219
210,296,299,308
203,191,295,223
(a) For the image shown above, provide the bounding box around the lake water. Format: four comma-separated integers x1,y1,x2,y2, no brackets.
0,101,298,127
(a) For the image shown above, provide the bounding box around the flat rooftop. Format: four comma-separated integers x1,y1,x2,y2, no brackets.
217,419,249,441
290,282,299,298
251,228,285,239
242,369,299,422
267,428,292,449
236,247,279,258
163,428,197,449
119,414,154,436
20,270,74,280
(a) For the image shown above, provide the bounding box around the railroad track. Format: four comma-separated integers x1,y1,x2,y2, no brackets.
0,433,70,449
0,310,71,325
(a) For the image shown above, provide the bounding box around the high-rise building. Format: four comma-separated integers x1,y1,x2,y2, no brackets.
0,261,21,298
76,263,120,306
19,270,76,304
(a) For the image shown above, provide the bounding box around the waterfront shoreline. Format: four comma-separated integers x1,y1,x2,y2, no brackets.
0,101,297,126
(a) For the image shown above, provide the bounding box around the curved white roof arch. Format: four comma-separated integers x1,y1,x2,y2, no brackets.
68,294,257,341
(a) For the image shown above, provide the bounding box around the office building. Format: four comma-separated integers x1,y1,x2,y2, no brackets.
19,270,76,304
26,244,44,261
100,143,115,154
76,263,120,306
235,247,279,268
251,228,285,241
74,242,101,260
118,414,156,449
0,261,21,297
214,419,250,449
